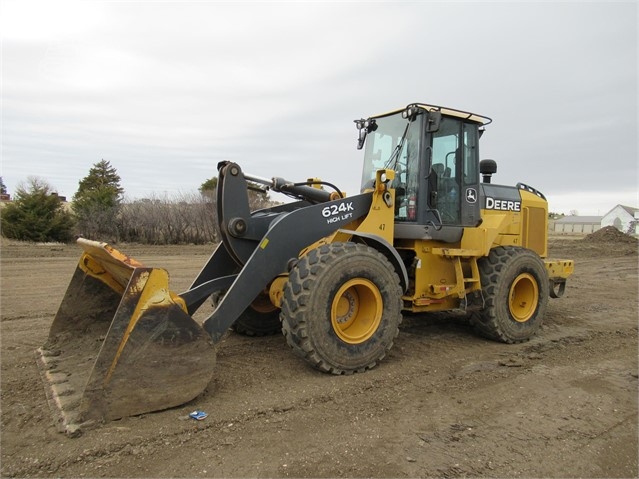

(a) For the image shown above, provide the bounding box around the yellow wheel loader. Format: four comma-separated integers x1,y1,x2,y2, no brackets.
37,103,574,435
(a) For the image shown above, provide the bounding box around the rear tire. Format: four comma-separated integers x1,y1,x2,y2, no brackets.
281,242,403,374
471,246,549,343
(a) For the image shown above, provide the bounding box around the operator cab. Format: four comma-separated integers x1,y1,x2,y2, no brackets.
357,103,492,241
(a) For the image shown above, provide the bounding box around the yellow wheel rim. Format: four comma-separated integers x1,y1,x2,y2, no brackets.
509,273,539,323
331,279,383,344
250,291,277,314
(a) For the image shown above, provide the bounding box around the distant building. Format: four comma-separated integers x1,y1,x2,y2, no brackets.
0,193,10,210
50,192,67,202
553,215,602,234
552,204,639,236
0,192,70,211
601,205,639,236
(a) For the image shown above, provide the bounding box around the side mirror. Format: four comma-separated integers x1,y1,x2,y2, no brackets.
356,128,367,150
426,111,441,132
354,118,377,150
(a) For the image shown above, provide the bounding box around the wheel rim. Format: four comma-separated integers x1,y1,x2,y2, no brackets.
331,279,383,344
509,273,539,322
250,291,277,314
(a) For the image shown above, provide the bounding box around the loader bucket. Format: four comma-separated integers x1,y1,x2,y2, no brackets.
36,239,216,435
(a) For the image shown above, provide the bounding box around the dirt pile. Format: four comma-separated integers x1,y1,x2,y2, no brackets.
583,226,638,244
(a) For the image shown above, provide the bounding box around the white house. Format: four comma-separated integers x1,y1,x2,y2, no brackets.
601,205,639,235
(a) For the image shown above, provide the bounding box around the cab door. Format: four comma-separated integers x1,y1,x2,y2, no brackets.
429,117,481,227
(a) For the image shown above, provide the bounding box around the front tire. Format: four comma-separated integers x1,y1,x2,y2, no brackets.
281,242,403,374
471,246,549,343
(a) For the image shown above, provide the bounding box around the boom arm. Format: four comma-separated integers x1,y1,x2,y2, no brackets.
179,162,374,343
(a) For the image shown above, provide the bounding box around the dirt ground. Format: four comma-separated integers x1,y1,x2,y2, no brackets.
1,231,637,478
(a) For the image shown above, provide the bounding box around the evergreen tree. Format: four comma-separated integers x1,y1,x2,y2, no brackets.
0,176,7,195
199,176,218,201
0,177,74,242
72,159,124,240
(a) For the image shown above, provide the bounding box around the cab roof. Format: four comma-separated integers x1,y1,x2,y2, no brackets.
371,102,492,126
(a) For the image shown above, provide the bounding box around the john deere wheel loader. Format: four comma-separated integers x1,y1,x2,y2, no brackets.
37,103,574,435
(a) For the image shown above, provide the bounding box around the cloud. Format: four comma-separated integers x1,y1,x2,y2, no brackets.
1,1,636,218
1,0,107,42
547,189,639,217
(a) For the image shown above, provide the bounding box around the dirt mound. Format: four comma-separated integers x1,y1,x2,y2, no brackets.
583,226,638,244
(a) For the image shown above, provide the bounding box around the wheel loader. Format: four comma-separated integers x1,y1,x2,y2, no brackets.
36,102,574,435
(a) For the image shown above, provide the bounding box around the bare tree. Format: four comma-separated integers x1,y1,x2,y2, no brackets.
118,192,219,244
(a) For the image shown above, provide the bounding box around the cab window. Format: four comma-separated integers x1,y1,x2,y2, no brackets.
431,117,461,224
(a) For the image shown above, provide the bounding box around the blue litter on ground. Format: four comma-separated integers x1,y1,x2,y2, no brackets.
189,410,208,421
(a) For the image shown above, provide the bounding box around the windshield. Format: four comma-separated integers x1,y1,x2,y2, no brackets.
360,113,422,187
360,112,423,221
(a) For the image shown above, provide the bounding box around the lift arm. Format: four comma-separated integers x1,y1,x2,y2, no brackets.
178,162,374,343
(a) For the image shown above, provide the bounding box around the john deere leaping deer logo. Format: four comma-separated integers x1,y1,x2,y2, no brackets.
466,188,477,204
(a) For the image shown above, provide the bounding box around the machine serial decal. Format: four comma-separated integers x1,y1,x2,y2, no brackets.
485,197,521,212
322,201,355,224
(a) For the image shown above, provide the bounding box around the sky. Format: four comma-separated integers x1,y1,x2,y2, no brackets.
1,1,637,216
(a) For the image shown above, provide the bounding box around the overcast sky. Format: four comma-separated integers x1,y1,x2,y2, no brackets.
1,1,637,215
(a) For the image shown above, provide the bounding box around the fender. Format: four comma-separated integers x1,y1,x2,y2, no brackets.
338,229,409,293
